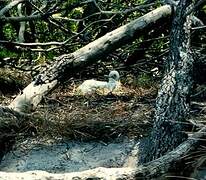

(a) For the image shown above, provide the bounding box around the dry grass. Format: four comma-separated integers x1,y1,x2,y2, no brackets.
0,68,31,96
0,67,157,142
29,83,156,142
1,69,206,178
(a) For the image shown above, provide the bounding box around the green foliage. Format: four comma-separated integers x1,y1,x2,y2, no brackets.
151,35,168,52
66,7,84,33
69,22,78,32
71,7,84,18
137,73,153,88
0,0,183,78
0,48,17,58
46,52,56,61
203,5,206,13
3,23,17,40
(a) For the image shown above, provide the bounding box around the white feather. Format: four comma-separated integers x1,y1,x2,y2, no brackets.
77,71,120,95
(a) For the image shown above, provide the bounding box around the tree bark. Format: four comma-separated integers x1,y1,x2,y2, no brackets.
0,126,205,179
140,0,194,163
0,3,201,179
8,5,172,113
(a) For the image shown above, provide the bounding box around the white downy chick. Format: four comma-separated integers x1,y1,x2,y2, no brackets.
77,70,120,95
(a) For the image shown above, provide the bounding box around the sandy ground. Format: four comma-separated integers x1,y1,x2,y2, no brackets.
0,138,138,173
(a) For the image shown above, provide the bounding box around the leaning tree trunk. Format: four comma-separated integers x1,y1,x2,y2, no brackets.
0,5,172,162
140,0,194,163
1,2,205,179
8,5,172,113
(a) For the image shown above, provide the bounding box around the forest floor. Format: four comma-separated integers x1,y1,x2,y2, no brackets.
0,72,157,173
33,83,156,141
0,69,206,178
0,67,157,142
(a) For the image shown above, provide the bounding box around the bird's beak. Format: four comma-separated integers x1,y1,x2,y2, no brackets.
104,75,109,78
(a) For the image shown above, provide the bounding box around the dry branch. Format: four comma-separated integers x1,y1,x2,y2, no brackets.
0,126,205,179
8,5,172,113
0,3,205,179
0,0,24,17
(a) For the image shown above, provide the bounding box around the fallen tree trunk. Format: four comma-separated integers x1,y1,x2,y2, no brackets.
8,5,172,113
0,3,203,179
0,125,205,180
0,5,172,163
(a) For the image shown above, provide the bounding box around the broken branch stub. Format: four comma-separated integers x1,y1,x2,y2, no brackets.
8,5,172,113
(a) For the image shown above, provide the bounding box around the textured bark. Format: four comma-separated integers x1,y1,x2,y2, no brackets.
8,5,172,113
0,125,205,179
140,0,194,163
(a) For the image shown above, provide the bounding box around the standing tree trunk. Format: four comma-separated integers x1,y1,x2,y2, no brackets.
1,2,205,178
17,3,26,43
140,0,194,163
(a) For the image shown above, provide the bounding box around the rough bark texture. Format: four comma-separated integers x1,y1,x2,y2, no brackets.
0,125,205,179
140,0,194,163
8,5,172,113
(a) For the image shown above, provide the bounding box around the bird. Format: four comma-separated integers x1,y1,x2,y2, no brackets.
77,70,120,95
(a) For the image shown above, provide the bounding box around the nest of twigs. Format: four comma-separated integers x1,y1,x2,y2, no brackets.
30,84,156,142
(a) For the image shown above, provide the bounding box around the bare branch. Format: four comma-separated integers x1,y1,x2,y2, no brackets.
0,40,63,47
192,25,206,30
0,0,24,17
185,0,206,17
191,15,204,27
0,13,45,22
0,15,116,52
0,125,206,179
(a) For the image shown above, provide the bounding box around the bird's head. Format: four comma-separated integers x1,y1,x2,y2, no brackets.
108,70,120,81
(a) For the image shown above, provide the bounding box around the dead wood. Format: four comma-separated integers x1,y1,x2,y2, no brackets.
0,125,205,179
0,3,203,179
7,5,172,113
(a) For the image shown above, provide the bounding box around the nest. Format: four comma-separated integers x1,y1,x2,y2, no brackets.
32,84,156,142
